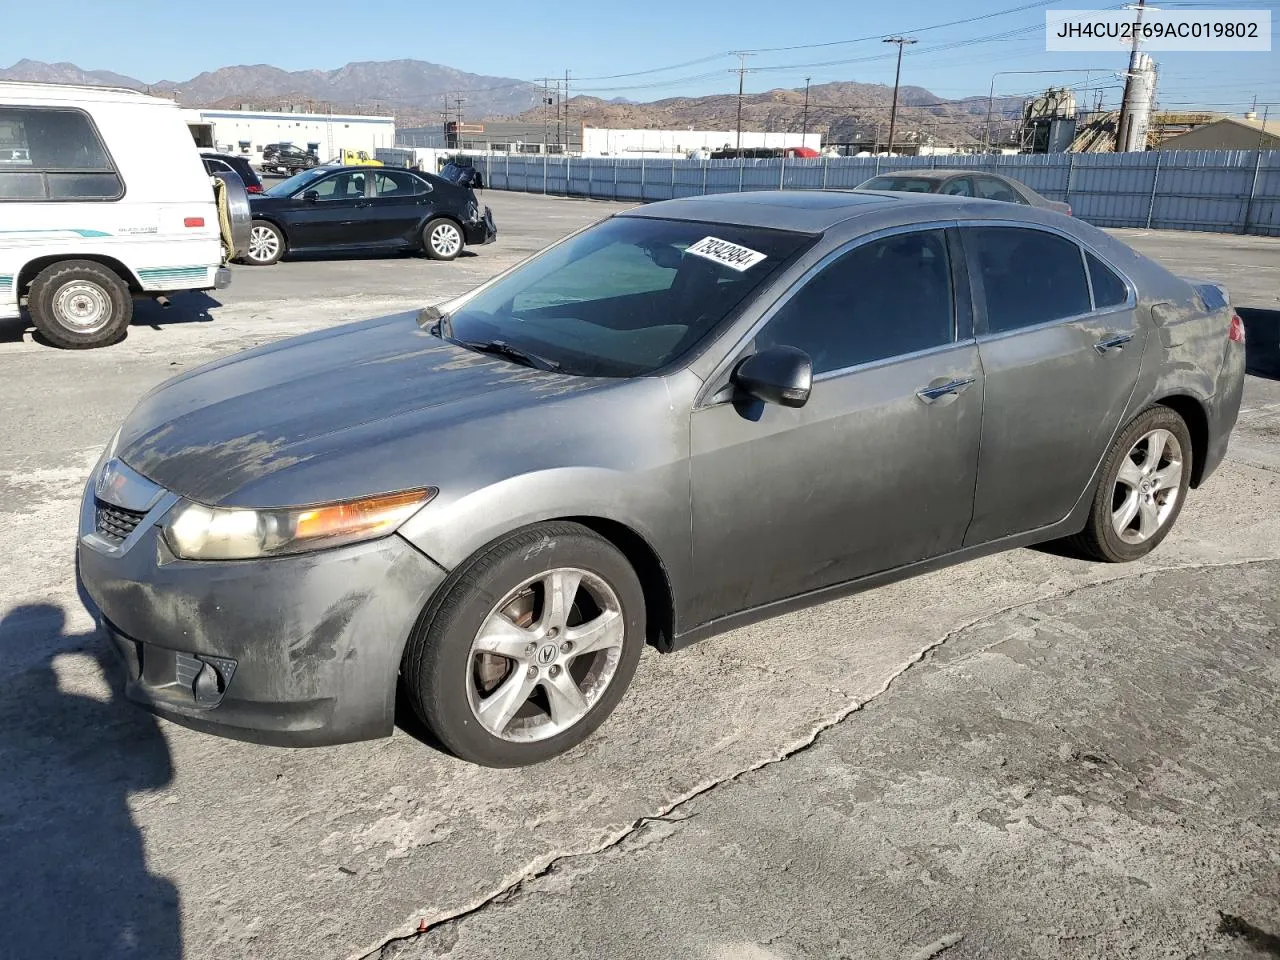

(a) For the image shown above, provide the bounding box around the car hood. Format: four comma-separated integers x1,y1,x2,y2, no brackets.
116,312,600,506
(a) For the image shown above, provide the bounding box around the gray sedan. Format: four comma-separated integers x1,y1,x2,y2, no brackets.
857,169,1072,215
77,190,1245,766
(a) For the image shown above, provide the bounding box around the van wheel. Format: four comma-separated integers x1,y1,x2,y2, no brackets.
423,218,463,261
28,261,133,349
244,221,285,265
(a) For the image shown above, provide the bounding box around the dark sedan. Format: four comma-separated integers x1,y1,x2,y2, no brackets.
200,151,265,194
243,165,496,265
857,169,1071,215
78,191,1243,766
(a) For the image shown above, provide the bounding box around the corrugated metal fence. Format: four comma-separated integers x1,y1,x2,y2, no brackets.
476,150,1280,236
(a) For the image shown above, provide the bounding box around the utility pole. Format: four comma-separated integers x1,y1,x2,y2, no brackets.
730,52,755,151
442,95,450,148
564,69,571,153
801,77,811,147
883,36,917,156
1116,0,1147,151
543,78,550,153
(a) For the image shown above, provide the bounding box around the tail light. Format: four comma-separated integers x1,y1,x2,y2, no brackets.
246,184,263,194
183,217,205,228
1065,204,1073,216
1228,313,1245,343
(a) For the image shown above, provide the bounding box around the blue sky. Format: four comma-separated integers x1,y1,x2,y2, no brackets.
2,0,1275,115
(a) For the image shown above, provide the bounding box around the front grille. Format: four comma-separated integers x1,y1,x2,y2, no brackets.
96,501,147,544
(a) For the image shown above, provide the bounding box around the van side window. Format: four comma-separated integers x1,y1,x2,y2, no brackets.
0,108,124,201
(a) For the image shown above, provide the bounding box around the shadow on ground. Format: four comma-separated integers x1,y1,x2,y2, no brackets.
0,292,222,347
1241,308,1280,380
0,604,181,959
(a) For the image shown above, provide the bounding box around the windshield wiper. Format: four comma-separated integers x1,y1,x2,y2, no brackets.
455,339,561,372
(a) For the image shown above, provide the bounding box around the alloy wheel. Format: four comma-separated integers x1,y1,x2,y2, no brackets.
430,222,462,258
248,225,280,263
1112,428,1183,544
466,567,625,743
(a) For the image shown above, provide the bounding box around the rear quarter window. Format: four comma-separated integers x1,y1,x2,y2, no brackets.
0,107,123,201
1086,252,1129,309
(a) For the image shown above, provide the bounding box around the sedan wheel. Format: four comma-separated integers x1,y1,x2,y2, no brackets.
245,221,284,265
401,521,646,766
467,568,626,742
1069,405,1193,562
424,219,463,261
1112,428,1183,544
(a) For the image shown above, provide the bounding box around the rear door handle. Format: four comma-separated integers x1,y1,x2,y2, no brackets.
1094,333,1133,353
916,377,976,404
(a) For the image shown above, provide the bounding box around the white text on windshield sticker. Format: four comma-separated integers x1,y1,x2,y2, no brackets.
685,236,767,272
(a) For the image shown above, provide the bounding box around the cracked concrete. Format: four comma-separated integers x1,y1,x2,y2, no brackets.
381,561,1280,960
0,196,1277,960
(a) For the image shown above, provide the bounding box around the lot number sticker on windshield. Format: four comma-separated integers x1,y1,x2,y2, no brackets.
685,236,767,272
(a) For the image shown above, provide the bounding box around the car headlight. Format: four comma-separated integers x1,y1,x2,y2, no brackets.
162,488,436,561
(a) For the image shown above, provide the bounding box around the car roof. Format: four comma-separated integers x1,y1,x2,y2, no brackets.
620,188,1074,234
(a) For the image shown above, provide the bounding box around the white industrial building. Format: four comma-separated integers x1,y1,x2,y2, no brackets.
180,108,395,163
582,127,822,158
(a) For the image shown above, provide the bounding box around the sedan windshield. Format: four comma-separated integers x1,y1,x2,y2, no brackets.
440,216,814,377
859,176,940,193
264,167,328,197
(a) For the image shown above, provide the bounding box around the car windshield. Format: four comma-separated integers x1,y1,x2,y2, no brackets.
860,176,940,193
439,216,814,377
264,167,328,197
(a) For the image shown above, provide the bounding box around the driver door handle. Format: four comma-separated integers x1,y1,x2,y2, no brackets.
1095,333,1133,353
916,377,975,404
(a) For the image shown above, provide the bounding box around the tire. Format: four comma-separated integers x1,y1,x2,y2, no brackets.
423,218,463,261
27,260,133,349
244,220,285,266
1068,405,1193,563
401,521,646,767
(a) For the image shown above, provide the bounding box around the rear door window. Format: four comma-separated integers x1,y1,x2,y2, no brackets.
1086,252,1129,309
0,107,123,201
973,176,1024,204
373,170,421,198
965,226,1091,333
755,229,955,374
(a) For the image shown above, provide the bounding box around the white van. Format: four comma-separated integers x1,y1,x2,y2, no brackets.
0,82,247,348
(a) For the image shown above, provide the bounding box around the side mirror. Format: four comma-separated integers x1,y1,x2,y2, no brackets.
732,345,813,408
301,190,319,203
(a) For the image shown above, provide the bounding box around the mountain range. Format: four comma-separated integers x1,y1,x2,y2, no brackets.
1,58,1024,144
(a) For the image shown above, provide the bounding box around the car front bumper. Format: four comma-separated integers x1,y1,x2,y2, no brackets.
76,460,448,746
464,206,497,246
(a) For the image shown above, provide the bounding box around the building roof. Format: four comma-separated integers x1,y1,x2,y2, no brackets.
1157,116,1280,150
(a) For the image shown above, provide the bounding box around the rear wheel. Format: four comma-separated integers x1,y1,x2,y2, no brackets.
244,221,284,266
28,260,132,349
1069,405,1193,562
423,218,463,261
401,522,646,766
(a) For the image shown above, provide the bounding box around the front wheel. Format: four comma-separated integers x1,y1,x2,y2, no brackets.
401,522,646,766
243,220,284,266
423,218,463,261
1069,405,1193,562
27,260,133,349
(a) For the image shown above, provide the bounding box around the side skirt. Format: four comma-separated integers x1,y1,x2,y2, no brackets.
668,511,1090,652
